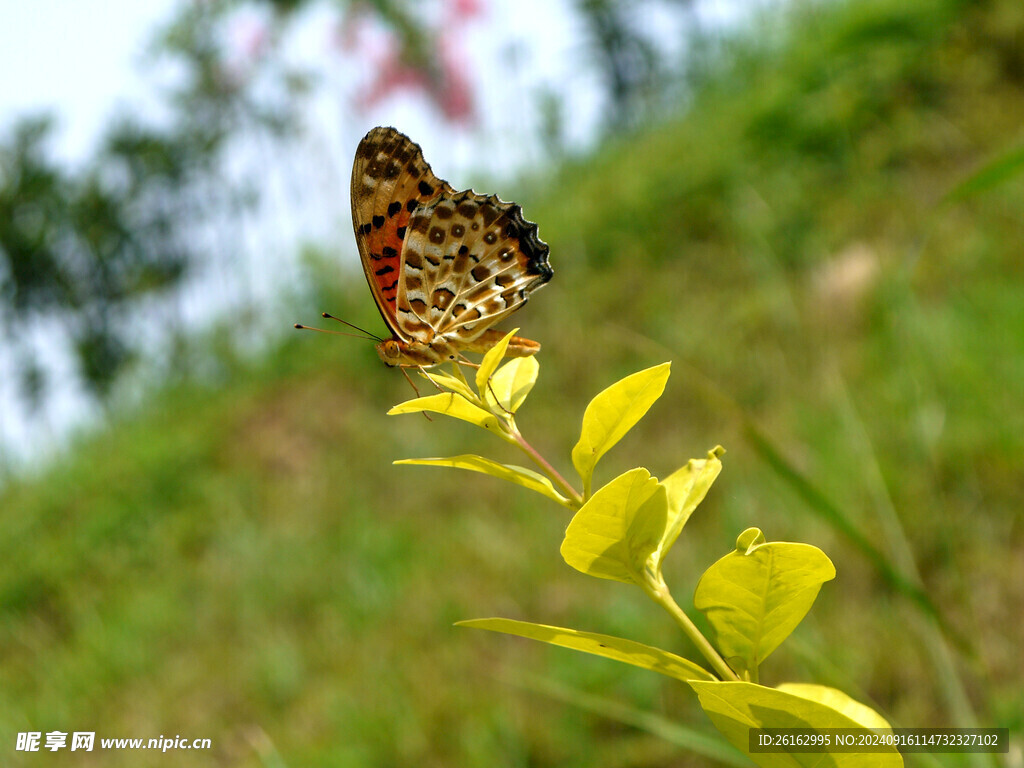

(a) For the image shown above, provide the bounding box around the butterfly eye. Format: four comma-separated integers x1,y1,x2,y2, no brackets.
375,339,399,360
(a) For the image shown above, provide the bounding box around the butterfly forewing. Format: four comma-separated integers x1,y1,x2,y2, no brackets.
350,127,455,337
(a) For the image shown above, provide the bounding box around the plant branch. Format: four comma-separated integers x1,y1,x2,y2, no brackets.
510,428,583,507
645,579,739,682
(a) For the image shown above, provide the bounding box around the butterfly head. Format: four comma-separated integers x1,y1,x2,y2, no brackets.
376,339,404,367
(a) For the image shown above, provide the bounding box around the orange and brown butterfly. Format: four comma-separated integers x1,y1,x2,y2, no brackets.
301,126,552,370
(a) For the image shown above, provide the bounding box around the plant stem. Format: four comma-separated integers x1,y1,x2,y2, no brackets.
511,428,583,507
645,580,739,682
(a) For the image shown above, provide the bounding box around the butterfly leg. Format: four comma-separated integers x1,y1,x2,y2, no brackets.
399,366,434,421
451,354,514,416
400,366,424,397
416,365,450,394
485,379,516,418
454,352,480,369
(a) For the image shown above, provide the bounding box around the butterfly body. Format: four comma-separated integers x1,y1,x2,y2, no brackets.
375,329,542,368
351,127,552,369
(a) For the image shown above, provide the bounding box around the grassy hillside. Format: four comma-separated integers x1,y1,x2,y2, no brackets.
3,0,1022,765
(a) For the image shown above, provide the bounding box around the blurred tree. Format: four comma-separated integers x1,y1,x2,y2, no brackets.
574,0,693,133
162,0,481,125
0,0,486,417
339,0,482,124
0,117,188,403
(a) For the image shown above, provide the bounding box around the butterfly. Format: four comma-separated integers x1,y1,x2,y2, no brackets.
347,126,552,369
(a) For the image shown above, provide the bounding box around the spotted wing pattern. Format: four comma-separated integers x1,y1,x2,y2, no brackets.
351,126,552,363
350,127,455,336
396,190,552,345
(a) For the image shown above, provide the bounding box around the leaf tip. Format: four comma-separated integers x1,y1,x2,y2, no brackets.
736,527,765,552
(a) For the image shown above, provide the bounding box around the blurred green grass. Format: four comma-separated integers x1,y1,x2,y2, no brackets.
3,0,1023,765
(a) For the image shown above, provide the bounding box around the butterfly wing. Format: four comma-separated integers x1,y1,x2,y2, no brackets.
395,189,552,346
350,127,455,339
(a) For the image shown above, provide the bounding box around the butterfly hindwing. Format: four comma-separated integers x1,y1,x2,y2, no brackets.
350,127,455,337
396,190,552,345
348,126,552,367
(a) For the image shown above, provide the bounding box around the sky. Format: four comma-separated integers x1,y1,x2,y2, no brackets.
0,0,590,166
0,0,747,164
0,0,180,163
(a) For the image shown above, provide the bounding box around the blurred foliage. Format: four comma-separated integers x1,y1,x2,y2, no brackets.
169,0,483,124
0,0,305,404
0,118,188,400
574,0,692,134
3,0,1024,766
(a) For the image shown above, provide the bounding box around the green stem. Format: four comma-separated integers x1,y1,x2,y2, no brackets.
645,578,739,682
511,428,583,507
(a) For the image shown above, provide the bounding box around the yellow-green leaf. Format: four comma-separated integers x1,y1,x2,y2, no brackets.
571,362,671,492
561,468,667,584
476,328,518,395
395,454,570,507
689,680,901,767
652,446,724,574
387,393,504,434
694,528,836,677
458,618,714,683
421,370,478,403
484,356,539,414
775,684,892,730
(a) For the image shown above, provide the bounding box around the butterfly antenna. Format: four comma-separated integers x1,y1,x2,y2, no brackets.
322,313,384,342
293,322,376,340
